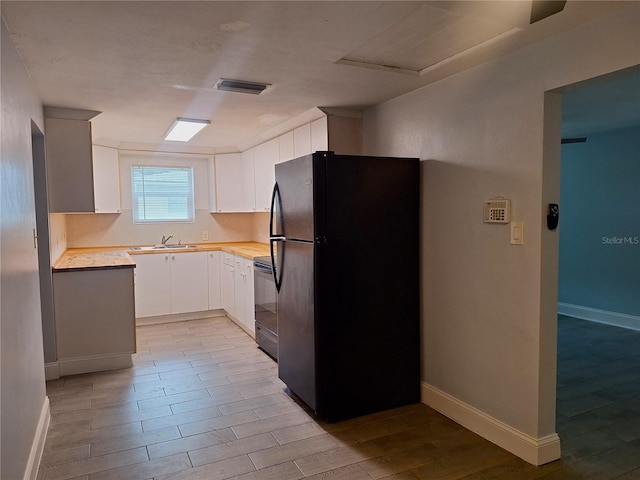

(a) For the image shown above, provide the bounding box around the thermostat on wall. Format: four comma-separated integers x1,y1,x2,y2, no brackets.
483,198,511,224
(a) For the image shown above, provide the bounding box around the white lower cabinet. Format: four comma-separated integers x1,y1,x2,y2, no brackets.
134,254,171,318
134,251,208,318
134,250,255,336
207,251,222,310
232,255,255,335
242,258,255,333
221,252,235,317
170,252,209,314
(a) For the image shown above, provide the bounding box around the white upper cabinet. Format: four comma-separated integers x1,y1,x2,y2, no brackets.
278,131,295,164
212,112,361,214
254,138,279,212
293,123,312,158
214,153,248,212
92,145,121,213
241,149,256,211
310,117,329,152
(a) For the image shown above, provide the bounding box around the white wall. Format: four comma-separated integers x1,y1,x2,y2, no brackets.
1,19,49,480
65,151,260,247
362,5,639,463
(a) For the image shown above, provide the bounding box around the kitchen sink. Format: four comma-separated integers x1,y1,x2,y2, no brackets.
130,245,200,251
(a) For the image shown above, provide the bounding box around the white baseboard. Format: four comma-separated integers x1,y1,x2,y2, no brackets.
558,302,640,331
44,362,60,381
136,309,225,326
421,382,561,466
58,353,133,377
23,396,50,480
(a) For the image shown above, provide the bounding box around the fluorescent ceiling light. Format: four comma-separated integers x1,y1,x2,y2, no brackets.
164,118,210,142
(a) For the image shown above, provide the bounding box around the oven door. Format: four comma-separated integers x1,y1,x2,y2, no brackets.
254,261,278,360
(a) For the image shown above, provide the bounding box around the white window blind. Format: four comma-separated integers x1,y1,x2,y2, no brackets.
131,165,195,223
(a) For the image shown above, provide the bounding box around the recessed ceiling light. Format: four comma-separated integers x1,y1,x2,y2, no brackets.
164,118,210,142
215,78,270,95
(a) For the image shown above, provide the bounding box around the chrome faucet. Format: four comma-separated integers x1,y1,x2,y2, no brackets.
161,235,173,246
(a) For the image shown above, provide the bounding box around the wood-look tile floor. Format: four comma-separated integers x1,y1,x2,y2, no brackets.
38,316,640,480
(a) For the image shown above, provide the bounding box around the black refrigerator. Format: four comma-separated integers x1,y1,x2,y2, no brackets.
270,151,420,422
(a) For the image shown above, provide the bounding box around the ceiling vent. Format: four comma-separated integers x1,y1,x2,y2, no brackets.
215,79,270,95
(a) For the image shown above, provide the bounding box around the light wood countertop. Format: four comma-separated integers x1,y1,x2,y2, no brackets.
53,248,136,272
53,242,270,271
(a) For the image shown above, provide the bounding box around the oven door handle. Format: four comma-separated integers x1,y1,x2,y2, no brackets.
254,263,273,274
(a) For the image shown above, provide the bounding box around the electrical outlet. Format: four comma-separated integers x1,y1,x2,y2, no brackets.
202,231,209,241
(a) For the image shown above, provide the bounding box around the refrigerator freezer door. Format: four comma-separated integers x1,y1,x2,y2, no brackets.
277,239,316,410
274,155,314,242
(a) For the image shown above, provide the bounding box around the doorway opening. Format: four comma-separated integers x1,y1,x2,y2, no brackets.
552,66,640,468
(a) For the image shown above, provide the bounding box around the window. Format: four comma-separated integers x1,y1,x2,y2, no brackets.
131,165,195,223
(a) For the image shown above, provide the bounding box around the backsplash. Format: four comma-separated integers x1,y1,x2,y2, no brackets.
66,209,265,248
49,213,67,263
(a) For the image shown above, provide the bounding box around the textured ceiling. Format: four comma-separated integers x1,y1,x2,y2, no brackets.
1,1,633,153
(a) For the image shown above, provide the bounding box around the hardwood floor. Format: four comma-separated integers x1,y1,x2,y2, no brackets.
38,316,639,480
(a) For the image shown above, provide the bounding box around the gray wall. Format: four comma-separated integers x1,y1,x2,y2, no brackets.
362,4,639,445
1,18,48,480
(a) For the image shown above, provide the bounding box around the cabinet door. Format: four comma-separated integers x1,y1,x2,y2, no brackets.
310,117,329,152
92,145,121,213
222,263,235,317
293,124,312,158
254,138,279,212
170,252,208,314
278,131,295,164
243,258,255,334
208,251,222,309
134,254,171,318
45,117,95,213
233,255,245,323
241,149,256,211
214,153,244,212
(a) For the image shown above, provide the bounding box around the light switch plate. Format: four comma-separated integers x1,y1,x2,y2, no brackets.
510,222,524,245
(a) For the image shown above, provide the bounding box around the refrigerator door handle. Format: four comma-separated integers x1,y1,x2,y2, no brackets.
269,181,284,292
269,182,284,238
270,237,283,293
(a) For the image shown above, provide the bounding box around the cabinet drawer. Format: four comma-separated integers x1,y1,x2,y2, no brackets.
222,251,234,266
